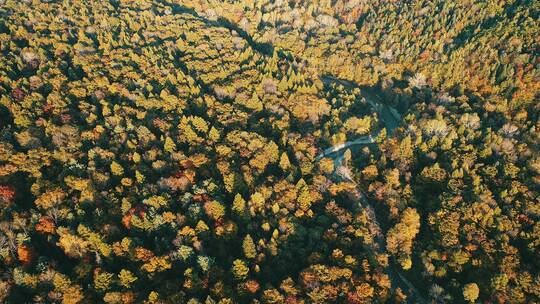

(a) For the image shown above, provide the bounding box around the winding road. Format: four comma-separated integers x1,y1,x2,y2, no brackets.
315,76,400,161
318,76,427,304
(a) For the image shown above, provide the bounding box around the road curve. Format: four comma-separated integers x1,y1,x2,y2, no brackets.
318,76,428,304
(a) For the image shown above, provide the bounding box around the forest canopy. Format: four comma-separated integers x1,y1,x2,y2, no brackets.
0,0,538,303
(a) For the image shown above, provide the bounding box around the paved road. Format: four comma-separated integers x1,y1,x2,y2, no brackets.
315,135,375,161
316,76,400,161
318,76,427,304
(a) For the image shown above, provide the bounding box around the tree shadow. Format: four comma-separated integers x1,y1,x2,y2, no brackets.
157,0,274,57
0,104,13,130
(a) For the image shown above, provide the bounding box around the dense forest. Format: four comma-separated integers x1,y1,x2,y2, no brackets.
0,0,538,303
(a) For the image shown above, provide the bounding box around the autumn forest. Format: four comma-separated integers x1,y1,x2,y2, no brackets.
0,0,538,303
